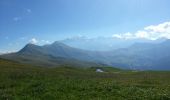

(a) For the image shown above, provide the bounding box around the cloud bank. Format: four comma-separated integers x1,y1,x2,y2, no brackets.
112,21,170,40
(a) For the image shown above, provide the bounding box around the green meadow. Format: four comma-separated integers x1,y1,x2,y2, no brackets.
0,59,170,100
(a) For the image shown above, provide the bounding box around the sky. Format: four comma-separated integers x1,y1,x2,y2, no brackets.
0,0,170,52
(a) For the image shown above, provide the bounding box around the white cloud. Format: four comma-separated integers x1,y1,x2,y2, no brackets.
13,8,31,22
26,9,32,13
112,32,136,40
112,21,170,40
41,40,50,44
144,22,170,33
29,38,38,44
0,51,16,55
135,31,149,39
112,34,122,38
13,17,21,22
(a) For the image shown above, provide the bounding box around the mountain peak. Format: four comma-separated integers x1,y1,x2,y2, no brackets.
53,41,65,44
18,43,41,54
51,41,70,47
25,43,37,47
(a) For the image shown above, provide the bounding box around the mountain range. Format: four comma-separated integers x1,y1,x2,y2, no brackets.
0,42,103,68
1,39,170,70
60,36,166,51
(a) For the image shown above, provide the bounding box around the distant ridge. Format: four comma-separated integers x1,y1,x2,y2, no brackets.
60,37,166,51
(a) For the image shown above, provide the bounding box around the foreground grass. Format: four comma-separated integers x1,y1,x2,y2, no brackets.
0,59,170,100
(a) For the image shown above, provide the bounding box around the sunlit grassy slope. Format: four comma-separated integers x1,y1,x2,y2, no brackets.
0,58,170,100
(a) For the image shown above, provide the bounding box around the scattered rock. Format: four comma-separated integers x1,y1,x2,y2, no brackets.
96,69,104,72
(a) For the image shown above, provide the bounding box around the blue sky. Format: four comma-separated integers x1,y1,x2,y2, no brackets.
0,0,170,52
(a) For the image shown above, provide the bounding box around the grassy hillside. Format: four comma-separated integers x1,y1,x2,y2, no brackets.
0,59,170,100
1,53,103,68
